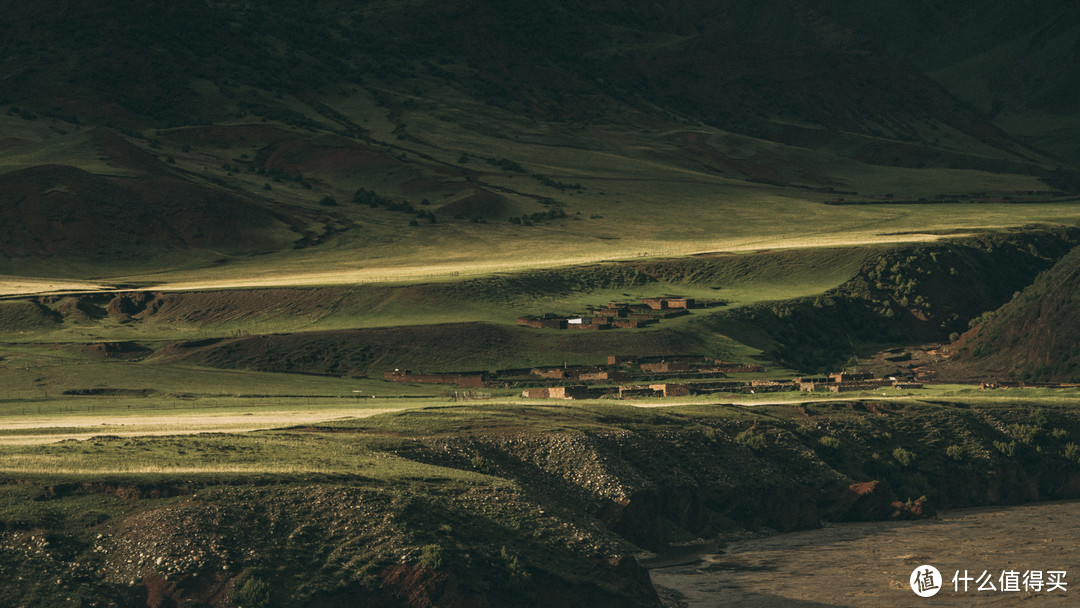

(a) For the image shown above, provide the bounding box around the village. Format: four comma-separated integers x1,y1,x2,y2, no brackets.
384,354,928,399
516,296,725,330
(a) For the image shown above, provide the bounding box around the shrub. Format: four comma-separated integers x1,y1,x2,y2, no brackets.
945,444,965,462
236,576,272,608
470,454,492,474
500,546,530,584
420,544,444,570
1007,423,1038,445
817,436,842,450
735,429,767,452
892,447,915,468
1052,428,1069,440
994,440,1017,457
1064,443,1080,462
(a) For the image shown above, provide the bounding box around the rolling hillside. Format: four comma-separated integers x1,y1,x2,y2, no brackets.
1,1,1079,282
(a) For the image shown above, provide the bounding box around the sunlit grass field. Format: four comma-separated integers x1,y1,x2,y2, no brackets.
3,384,1079,476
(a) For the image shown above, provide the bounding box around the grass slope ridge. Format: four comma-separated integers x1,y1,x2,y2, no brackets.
159,322,713,377
953,245,1080,382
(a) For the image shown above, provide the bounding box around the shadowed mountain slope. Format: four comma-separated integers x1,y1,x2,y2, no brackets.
0,0,1059,161
952,244,1080,382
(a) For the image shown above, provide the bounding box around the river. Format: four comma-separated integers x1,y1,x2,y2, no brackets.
650,500,1080,607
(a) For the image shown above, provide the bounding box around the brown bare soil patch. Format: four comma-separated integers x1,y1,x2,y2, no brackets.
0,163,299,266
93,130,171,174
436,190,513,219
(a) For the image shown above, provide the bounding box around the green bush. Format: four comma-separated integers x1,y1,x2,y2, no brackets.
945,444,965,462
1007,423,1038,445
892,447,915,468
470,454,493,474
420,544,444,570
236,576,272,608
817,436,842,450
500,546,530,584
994,440,1017,457
1064,443,1080,462
735,429,767,452
1052,428,1069,440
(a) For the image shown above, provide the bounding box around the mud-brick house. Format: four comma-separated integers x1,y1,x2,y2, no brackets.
892,382,924,389
531,366,572,380
516,316,568,329
521,386,603,399
608,355,638,366
829,372,873,383
620,386,664,398
665,297,695,309
648,383,692,397
576,370,632,382
612,318,655,329
713,361,765,373
569,318,610,330
384,369,487,388
642,298,668,310
593,307,629,318
531,366,600,380
749,379,798,392
828,380,887,393
640,361,693,373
